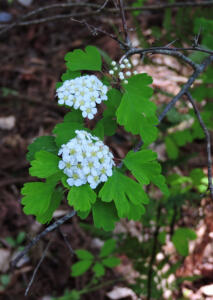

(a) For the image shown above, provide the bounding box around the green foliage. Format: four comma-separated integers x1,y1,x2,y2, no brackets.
71,239,120,278
0,274,11,291
131,0,147,17
124,149,169,196
99,239,116,258
4,232,26,251
71,260,93,277
53,122,85,147
67,184,96,212
29,151,60,178
65,46,102,71
99,170,149,219
21,174,62,222
1,87,18,96
172,228,197,256
53,290,81,300
116,74,158,146
92,201,119,231
27,136,58,162
19,7,213,298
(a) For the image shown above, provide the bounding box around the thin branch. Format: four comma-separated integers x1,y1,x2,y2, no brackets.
122,46,213,69
25,240,51,296
118,0,131,47
70,18,127,48
1,1,213,36
158,54,213,122
131,54,213,153
10,210,76,269
58,227,75,256
185,92,213,200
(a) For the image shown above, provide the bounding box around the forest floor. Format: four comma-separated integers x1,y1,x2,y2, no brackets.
0,1,213,299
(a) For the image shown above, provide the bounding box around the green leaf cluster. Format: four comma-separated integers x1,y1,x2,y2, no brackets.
71,239,120,277
172,228,197,256
116,74,158,146
21,45,167,232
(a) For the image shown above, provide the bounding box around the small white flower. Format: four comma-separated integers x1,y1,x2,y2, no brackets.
126,71,131,77
113,66,118,71
127,63,131,68
109,70,114,75
120,64,125,69
133,70,138,75
111,61,116,66
56,75,108,120
124,80,128,84
58,130,114,189
124,58,129,64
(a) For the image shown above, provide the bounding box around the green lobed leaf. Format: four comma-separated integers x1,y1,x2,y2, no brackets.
27,136,58,162
75,249,94,260
92,121,104,140
21,175,60,217
99,239,116,258
36,188,63,224
124,150,169,196
103,88,122,118
92,263,105,277
92,201,119,231
77,210,90,220
190,168,205,186
67,184,96,212
56,82,63,89
172,130,193,147
102,256,120,268
116,74,158,145
61,70,81,82
165,136,179,159
93,117,117,138
29,150,60,179
64,111,84,124
53,122,85,147
99,170,149,219
172,228,197,256
128,202,145,221
71,260,93,277
65,46,102,71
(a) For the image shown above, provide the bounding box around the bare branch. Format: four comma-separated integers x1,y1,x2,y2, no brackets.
158,55,213,122
185,92,213,200
58,227,75,256
118,0,130,47
122,46,213,69
70,18,127,48
1,1,213,37
25,240,51,296
131,55,213,153
11,210,76,269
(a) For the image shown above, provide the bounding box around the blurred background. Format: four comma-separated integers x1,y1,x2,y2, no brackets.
0,0,213,299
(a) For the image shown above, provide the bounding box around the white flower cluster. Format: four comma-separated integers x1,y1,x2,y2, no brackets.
109,58,138,84
58,130,115,189
56,75,108,120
